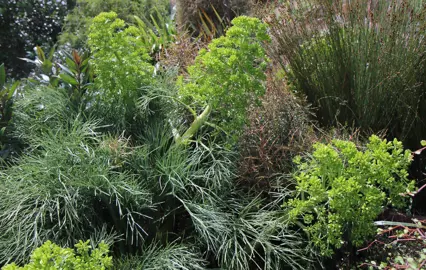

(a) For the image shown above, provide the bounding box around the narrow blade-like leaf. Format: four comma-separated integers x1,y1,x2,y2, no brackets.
0,63,5,88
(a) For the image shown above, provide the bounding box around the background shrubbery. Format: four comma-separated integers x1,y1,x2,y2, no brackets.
176,0,253,34
59,0,170,48
0,0,70,78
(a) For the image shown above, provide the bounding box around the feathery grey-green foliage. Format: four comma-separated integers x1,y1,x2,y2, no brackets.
117,242,206,270
0,9,318,268
0,118,152,263
1,79,315,268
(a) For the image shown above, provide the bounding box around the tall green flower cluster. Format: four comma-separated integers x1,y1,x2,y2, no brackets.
88,12,153,99
87,12,154,129
179,16,270,139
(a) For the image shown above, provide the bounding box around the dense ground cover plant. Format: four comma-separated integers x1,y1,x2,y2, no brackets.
268,0,426,147
286,135,415,256
0,84,313,268
0,101,151,262
3,240,112,270
0,0,69,78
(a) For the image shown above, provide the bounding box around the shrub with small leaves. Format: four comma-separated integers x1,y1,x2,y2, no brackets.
285,135,415,256
2,240,112,270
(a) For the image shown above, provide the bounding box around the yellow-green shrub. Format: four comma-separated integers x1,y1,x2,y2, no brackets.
2,240,112,270
178,16,270,142
286,135,415,256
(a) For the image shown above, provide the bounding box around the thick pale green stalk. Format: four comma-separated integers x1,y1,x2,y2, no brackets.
176,105,212,145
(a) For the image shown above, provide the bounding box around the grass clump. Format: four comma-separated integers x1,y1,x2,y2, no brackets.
0,117,151,263
269,0,426,147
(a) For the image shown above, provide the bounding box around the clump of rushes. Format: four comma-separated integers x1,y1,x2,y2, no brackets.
269,0,426,147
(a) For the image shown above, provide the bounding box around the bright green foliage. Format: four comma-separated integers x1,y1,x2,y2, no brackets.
88,12,153,129
179,16,270,138
2,240,112,270
286,135,415,256
88,11,153,96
